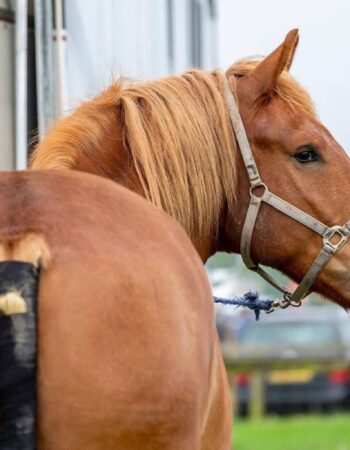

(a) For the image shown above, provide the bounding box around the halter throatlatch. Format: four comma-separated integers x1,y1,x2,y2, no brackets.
224,77,350,312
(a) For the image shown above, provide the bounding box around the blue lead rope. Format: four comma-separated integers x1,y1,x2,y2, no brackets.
214,291,273,321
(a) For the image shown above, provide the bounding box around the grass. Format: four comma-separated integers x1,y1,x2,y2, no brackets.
233,414,350,450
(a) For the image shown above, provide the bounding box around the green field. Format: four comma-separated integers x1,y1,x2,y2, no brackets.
233,414,350,450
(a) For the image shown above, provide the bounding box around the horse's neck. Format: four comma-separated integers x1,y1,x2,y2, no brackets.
116,176,216,261
109,142,216,262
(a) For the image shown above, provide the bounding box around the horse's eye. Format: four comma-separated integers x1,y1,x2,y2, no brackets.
294,146,320,163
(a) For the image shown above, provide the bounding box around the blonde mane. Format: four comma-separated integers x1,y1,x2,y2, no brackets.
31,59,316,240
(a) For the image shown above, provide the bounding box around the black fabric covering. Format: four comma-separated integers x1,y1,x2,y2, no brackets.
0,262,39,450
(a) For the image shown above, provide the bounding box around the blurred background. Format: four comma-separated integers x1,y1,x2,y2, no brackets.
1,1,350,447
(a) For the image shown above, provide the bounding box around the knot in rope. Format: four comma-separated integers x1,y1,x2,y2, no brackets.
214,291,274,321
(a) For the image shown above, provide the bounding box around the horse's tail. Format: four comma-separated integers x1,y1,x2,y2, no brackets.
0,234,50,449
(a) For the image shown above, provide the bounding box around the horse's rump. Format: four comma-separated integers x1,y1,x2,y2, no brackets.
0,170,225,449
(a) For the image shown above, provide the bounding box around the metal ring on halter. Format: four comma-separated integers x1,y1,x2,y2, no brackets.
249,183,268,199
323,225,350,253
289,299,302,308
279,295,291,309
282,293,302,308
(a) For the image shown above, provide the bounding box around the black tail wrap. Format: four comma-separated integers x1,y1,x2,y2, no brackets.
0,262,39,450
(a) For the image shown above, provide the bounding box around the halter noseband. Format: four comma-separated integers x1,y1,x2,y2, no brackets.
224,77,350,311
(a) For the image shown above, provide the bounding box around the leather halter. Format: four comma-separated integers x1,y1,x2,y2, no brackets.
224,77,350,310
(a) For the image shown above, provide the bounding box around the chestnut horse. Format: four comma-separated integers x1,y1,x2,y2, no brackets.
29,29,350,447
0,170,228,449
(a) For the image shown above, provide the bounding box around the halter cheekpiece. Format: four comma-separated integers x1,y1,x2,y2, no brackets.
224,77,350,312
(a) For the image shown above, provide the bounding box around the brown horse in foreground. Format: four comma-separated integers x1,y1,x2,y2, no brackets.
0,170,229,449
6,29,349,448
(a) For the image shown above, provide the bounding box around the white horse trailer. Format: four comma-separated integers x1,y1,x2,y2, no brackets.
0,0,218,170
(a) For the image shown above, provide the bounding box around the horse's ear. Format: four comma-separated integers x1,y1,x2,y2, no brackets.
240,29,299,103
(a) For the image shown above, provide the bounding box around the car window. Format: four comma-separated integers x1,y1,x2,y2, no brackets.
240,321,338,348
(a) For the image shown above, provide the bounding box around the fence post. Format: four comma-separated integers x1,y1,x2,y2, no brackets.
248,371,265,419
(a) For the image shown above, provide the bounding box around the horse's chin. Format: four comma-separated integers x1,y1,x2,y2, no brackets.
328,292,350,312
314,277,350,311
307,252,350,310
314,292,349,312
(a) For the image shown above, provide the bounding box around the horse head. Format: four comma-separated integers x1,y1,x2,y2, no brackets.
222,30,350,307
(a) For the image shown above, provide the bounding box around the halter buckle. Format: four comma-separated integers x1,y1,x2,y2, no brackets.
323,226,350,253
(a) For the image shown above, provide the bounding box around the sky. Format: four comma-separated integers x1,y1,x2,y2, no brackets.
217,0,350,152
